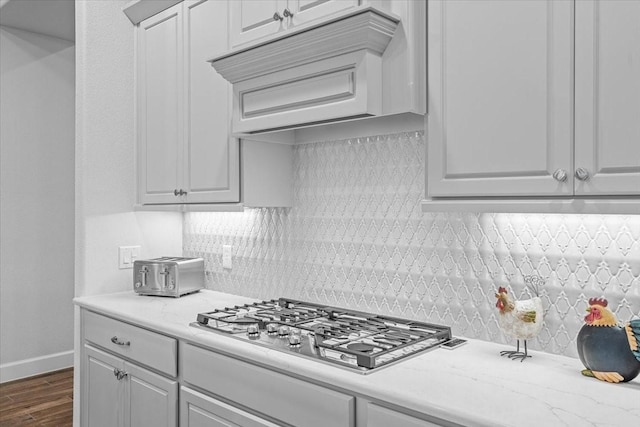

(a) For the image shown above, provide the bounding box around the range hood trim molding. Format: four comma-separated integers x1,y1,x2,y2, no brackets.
209,7,400,84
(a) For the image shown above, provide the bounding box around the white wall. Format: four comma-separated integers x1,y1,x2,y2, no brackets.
0,26,75,382
74,0,182,298
74,0,182,423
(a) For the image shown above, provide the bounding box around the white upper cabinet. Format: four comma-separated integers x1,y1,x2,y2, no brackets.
574,0,640,196
288,0,359,26
230,0,359,48
137,0,239,205
427,0,640,206
135,1,293,209
230,0,287,48
137,5,184,204
427,0,573,198
183,0,239,203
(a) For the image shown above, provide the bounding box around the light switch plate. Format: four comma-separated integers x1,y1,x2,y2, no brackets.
119,246,141,269
222,245,232,269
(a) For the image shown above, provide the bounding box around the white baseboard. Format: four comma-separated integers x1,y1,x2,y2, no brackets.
0,350,74,383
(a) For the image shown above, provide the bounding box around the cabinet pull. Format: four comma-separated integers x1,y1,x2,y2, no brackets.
552,169,568,182
111,336,130,346
273,11,283,21
180,189,188,196
174,189,180,196
113,368,128,381
575,167,590,181
283,8,294,18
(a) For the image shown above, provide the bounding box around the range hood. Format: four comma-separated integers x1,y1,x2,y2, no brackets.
208,7,402,135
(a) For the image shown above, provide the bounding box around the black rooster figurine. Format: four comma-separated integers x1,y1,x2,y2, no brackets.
577,297,640,383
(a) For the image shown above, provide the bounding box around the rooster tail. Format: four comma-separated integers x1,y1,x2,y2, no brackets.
627,319,640,363
524,275,544,297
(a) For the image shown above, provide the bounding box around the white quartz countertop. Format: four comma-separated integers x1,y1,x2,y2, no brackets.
74,290,640,427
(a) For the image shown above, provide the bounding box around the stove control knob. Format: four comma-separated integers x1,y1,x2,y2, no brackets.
288,334,301,348
266,323,279,335
247,324,260,339
277,325,290,337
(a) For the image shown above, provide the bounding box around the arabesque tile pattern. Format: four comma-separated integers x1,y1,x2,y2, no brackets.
184,131,640,358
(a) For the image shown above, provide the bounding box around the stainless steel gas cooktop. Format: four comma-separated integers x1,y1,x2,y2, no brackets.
191,298,451,374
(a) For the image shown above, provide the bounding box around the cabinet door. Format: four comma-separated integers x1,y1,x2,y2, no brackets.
183,0,240,203
83,345,125,427
126,362,178,427
138,4,184,204
230,0,288,48
288,0,359,26
574,0,640,195
427,0,574,197
181,387,280,427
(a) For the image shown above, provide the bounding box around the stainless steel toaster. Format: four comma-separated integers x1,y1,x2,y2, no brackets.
133,257,204,297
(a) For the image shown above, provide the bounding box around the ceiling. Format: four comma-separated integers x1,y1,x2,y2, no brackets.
0,0,74,42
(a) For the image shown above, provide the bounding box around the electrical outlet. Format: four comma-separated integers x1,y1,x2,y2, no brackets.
222,245,232,269
119,246,141,269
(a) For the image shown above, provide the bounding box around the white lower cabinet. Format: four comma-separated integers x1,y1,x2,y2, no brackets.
81,310,179,427
181,386,280,427
181,343,355,427
80,309,458,426
83,345,178,427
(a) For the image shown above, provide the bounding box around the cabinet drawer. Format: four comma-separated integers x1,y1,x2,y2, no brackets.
182,343,354,427
83,310,177,377
181,386,280,427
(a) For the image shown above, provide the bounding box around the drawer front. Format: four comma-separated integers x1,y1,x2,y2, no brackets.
83,310,177,377
182,343,355,427
181,386,280,427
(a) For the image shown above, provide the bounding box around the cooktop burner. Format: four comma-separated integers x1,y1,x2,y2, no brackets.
191,298,451,373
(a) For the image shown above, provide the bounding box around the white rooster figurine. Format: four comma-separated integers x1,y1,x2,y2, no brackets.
494,276,544,362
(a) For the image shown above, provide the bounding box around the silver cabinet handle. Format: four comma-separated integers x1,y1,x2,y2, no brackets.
273,11,283,21
113,368,128,380
575,167,590,181
552,169,568,182
283,8,294,18
111,336,130,346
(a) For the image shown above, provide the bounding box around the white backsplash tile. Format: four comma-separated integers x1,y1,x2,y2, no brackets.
184,131,640,358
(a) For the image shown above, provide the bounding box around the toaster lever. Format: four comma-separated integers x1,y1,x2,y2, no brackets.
159,266,170,288
138,265,148,288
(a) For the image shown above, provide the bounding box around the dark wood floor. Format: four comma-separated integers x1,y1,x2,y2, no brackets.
0,368,73,426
